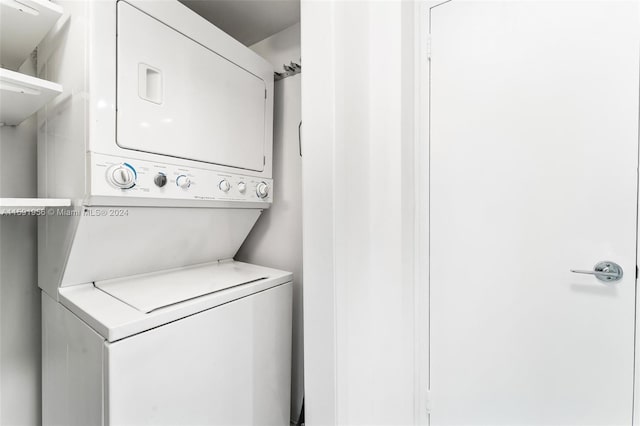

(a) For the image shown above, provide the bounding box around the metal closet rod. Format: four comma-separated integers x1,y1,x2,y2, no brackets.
274,61,301,81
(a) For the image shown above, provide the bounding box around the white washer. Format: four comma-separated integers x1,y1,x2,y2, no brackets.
43,262,292,425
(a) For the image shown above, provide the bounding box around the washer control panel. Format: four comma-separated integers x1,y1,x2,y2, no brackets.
90,153,273,203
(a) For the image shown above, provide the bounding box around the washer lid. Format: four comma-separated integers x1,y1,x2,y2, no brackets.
94,261,268,314
59,261,293,342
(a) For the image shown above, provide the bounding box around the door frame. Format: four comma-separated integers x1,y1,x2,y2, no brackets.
415,1,640,424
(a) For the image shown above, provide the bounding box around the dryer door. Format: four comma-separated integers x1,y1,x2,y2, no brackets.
116,1,267,172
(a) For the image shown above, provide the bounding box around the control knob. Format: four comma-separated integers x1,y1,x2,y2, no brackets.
154,173,167,187
256,182,269,199
238,182,247,194
107,163,136,189
219,179,231,192
176,175,191,189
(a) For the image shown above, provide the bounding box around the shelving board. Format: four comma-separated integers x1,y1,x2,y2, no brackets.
0,198,71,215
0,67,62,125
0,0,64,70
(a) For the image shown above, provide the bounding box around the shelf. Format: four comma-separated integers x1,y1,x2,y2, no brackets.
0,0,64,70
0,68,62,125
0,198,71,215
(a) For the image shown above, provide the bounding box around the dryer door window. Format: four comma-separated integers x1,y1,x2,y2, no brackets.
116,1,266,172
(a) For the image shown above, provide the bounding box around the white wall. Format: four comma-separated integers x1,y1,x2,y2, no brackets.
301,2,419,424
237,23,304,424
0,58,41,426
250,23,301,74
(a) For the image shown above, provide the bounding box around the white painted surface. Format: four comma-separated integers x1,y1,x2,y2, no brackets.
429,2,640,424
117,1,268,172
0,216,40,426
300,3,336,422
180,0,299,46
0,198,69,208
0,198,69,215
106,283,292,426
0,0,63,70
301,1,417,424
0,57,41,426
251,23,301,72
0,68,62,126
415,4,431,424
237,22,303,423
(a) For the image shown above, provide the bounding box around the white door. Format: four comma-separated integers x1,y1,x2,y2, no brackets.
429,1,640,425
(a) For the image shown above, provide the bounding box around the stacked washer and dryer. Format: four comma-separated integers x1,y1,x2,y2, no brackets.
38,1,292,425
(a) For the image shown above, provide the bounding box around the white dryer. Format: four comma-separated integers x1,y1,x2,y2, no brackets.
37,1,291,425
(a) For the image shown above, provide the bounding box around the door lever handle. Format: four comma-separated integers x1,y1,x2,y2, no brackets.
570,261,623,282
570,269,620,278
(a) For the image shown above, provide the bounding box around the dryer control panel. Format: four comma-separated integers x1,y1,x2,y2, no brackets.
90,153,273,203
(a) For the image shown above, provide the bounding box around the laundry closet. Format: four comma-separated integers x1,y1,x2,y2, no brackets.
5,1,636,425
0,1,302,424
